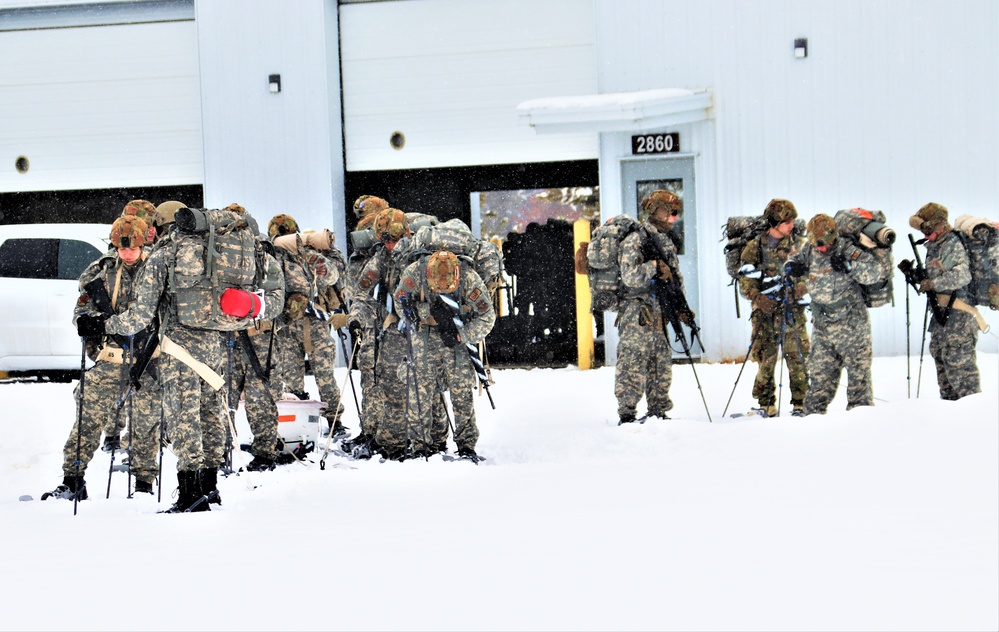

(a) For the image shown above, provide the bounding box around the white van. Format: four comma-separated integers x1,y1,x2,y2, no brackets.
0,223,110,379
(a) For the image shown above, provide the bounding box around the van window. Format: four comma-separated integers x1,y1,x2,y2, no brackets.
0,238,101,280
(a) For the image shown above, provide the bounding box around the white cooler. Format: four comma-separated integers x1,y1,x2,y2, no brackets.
276,399,327,454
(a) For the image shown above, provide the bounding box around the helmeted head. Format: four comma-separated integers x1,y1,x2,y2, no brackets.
224,202,247,215
353,195,390,220
806,214,837,249
110,215,148,250
639,190,682,224
426,250,461,294
153,200,186,231
764,198,798,227
910,202,950,236
373,208,410,246
268,214,299,238
122,199,157,243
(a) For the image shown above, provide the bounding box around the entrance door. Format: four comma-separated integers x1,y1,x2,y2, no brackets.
621,156,702,356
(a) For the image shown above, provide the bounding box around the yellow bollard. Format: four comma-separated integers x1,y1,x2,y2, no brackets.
574,219,594,370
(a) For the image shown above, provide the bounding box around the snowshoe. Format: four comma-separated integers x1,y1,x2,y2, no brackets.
102,435,120,453
245,455,276,472
133,479,154,495
41,476,88,501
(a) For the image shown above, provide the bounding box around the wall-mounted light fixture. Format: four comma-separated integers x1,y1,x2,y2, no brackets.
268,74,281,93
794,38,808,59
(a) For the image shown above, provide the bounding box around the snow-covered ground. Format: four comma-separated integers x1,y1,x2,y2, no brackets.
1,353,996,631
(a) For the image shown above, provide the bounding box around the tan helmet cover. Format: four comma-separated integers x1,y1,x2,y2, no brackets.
426,250,461,294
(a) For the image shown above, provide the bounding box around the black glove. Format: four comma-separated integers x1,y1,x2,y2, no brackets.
641,238,660,263
830,254,852,273
784,260,808,278
347,319,363,341
76,314,107,339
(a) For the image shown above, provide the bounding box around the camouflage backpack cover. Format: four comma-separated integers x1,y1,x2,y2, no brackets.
722,215,807,279
953,214,999,310
167,207,260,330
395,218,503,287
584,214,643,312
349,211,438,257
833,208,895,308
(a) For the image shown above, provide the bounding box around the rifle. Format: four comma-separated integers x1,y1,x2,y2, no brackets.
898,234,951,326
641,235,711,421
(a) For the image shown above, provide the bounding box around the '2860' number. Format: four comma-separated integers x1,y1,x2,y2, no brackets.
631,132,679,155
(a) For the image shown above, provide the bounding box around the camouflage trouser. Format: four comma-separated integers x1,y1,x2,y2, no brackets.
408,326,479,452
355,330,378,438
371,327,410,453
276,317,343,416
614,300,673,418
61,359,161,485
229,330,282,460
929,310,981,400
804,307,873,414
750,307,809,407
160,348,226,473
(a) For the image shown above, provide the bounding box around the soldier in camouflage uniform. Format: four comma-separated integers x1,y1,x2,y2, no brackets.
786,214,882,414
615,190,693,425
910,203,981,400
86,200,228,513
348,208,413,458
269,215,348,437
43,213,162,501
738,199,810,417
394,250,496,459
222,206,286,472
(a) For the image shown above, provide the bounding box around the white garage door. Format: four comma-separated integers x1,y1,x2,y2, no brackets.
0,19,202,193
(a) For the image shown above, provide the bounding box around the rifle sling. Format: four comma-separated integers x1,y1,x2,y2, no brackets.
936,294,990,332
236,330,270,384
159,335,225,391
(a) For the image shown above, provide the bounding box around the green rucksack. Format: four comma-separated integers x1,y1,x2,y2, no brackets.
585,214,643,312
954,214,999,310
167,207,260,331
833,208,895,308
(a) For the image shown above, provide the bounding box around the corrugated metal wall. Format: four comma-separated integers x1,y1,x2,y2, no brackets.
0,19,202,193
594,0,999,357
339,0,598,171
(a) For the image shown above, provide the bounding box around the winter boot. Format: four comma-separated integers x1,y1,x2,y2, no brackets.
618,413,637,426
102,434,120,453
162,470,209,513
329,417,348,440
200,467,221,505
41,475,88,501
752,404,778,418
457,446,482,463
791,405,806,418
133,479,154,495
246,455,276,472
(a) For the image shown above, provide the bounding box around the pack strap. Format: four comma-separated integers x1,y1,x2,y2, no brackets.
936,294,990,332
236,330,269,384
96,343,160,365
159,335,225,390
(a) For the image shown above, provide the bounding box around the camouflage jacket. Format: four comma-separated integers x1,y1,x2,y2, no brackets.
923,230,971,299
275,244,339,320
619,220,686,306
739,230,806,308
393,258,496,346
75,250,146,357
349,245,405,331
787,239,881,321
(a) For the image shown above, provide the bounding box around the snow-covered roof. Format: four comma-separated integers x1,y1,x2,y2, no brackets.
517,88,713,134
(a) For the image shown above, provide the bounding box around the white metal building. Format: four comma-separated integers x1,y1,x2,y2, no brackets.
1,0,996,361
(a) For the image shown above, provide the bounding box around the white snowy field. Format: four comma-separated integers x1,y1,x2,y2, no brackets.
0,353,996,632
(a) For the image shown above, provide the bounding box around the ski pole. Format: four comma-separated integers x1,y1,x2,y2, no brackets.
917,300,930,397
319,336,360,470
126,335,134,499
336,327,363,420
107,343,129,499
722,322,762,417
905,281,911,398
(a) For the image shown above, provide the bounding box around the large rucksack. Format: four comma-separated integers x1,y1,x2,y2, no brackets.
833,208,895,308
168,207,260,330
395,218,503,287
953,214,999,310
583,214,643,312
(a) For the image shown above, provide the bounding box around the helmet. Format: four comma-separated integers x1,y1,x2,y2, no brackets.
373,208,410,244
224,202,246,215
153,201,186,229
110,216,148,249
353,195,389,219
268,214,299,237
910,202,950,235
426,250,461,294
122,199,156,223
806,214,837,248
764,198,798,226
639,190,682,222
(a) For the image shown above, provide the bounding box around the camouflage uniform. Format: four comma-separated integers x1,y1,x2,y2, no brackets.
739,231,810,412
788,236,882,414
924,231,981,399
393,257,496,454
614,221,682,420
105,229,227,480
350,246,409,455
227,245,285,462
273,241,345,417
61,251,162,488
